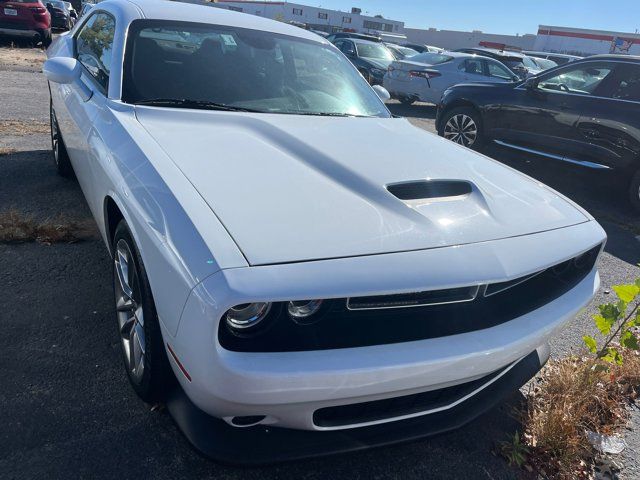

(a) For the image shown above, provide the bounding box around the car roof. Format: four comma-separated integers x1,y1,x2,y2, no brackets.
581,54,640,63
350,38,384,46
524,51,581,58
104,0,326,44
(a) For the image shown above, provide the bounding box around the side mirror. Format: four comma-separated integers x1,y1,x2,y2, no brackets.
372,84,391,101
524,77,538,90
43,57,81,84
511,75,520,82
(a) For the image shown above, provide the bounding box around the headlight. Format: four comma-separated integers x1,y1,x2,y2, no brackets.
225,302,272,329
288,300,323,321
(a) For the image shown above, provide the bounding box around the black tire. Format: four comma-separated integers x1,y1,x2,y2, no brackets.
629,169,640,213
437,106,484,150
399,96,415,106
41,29,52,48
113,220,171,403
50,101,73,177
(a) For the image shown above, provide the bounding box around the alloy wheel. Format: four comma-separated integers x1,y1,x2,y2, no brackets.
114,239,146,383
443,114,478,147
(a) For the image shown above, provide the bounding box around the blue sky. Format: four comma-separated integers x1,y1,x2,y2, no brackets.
309,1,640,35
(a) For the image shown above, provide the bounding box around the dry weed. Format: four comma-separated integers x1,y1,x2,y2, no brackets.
0,209,96,244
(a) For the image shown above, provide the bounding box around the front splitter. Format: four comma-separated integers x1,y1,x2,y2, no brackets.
165,349,544,465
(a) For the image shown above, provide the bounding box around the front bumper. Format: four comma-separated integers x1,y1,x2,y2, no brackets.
164,221,604,431
166,347,547,464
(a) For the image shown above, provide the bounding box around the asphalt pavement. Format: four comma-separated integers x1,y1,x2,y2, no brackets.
1,46,639,480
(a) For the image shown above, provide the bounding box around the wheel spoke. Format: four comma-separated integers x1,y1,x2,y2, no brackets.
115,247,134,300
120,315,136,338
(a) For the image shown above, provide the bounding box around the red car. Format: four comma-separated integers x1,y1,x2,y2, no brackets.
0,0,51,46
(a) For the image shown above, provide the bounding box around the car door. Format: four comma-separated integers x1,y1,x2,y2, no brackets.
68,11,116,217
574,61,640,172
492,61,616,161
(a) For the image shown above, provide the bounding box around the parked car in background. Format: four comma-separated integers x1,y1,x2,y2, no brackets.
44,0,606,462
62,0,76,21
0,0,51,45
384,51,518,105
529,56,558,71
78,1,92,17
385,42,418,60
402,42,444,53
326,31,381,43
332,37,395,84
45,0,72,30
456,47,541,79
437,54,640,211
524,51,582,65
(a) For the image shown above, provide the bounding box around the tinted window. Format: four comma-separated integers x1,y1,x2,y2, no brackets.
604,63,640,102
123,20,390,118
539,63,613,95
459,58,483,75
487,61,513,80
75,12,115,91
411,53,452,65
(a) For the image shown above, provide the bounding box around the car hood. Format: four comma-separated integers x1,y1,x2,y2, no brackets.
135,108,588,266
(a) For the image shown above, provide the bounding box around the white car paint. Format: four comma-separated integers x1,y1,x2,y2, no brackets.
384,51,516,104
45,0,606,433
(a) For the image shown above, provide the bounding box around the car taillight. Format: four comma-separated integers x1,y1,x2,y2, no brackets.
30,6,47,13
409,70,442,79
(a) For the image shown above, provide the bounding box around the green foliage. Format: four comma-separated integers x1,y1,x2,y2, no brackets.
499,431,529,467
583,276,640,366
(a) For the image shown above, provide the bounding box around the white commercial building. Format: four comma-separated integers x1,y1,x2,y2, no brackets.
404,27,535,51
534,25,640,56
208,1,405,39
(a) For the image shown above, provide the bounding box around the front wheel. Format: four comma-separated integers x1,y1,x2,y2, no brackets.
438,106,484,150
629,169,640,213
113,220,171,403
50,102,73,177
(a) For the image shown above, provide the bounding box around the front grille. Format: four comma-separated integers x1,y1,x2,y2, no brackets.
219,244,601,352
314,362,509,427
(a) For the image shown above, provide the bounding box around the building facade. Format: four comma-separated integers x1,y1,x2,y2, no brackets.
534,25,640,56
209,1,405,38
404,27,535,51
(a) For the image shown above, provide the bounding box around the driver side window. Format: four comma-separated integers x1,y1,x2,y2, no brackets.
487,60,513,80
75,12,116,93
538,63,613,96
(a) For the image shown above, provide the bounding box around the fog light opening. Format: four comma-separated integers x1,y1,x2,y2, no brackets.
230,415,266,427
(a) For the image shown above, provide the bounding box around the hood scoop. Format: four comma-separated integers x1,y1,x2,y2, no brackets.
387,180,472,201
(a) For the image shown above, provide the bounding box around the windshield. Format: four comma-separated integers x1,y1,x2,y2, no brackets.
355,42,394,61
410,52,453,65
123,20,390,117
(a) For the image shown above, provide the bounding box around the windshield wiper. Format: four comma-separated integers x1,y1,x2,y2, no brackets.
292,111,373,118
133,98,265,113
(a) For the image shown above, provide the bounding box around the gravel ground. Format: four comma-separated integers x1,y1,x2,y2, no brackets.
1,44,639,480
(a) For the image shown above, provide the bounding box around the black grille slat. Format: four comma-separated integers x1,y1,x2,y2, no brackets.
314,365,507,427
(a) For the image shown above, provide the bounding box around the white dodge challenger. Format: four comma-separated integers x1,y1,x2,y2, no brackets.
44,0,606,462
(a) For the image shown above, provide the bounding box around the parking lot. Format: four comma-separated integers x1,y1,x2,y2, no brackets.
1,42,639,480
